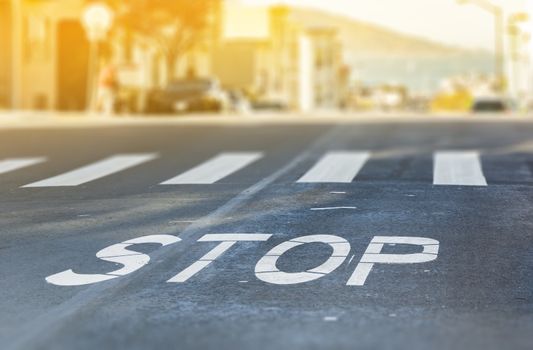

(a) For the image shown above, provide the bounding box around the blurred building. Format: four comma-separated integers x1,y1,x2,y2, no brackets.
0,0,13,109
2,0,347,113
212,5,347,111
7,0,83,110
307,27,345,110
2,0,93,111
1,0,223,112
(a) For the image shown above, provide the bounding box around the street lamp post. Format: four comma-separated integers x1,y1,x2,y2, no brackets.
457,0,505,92
81,2,114,112
507,13,529,105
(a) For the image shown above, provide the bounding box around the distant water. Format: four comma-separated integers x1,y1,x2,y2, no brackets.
349,53,494,94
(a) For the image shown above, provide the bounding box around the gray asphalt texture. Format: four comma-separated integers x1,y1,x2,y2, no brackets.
0,120,532,350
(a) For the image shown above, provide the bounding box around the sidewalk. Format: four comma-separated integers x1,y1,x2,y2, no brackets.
1,109,533,129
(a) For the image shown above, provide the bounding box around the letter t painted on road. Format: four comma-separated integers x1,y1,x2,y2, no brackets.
167,234,272,283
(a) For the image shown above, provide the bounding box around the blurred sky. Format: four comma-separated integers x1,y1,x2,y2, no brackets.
242,0,530,50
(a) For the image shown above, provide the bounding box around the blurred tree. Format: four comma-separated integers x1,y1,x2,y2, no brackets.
113,0,215,80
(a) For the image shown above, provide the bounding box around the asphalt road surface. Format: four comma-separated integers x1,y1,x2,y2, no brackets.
0,117,532,350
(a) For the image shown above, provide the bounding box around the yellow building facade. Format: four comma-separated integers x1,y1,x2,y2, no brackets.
5,0,90,111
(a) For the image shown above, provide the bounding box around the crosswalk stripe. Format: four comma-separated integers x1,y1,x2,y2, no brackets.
22,154,158,187
297,151,371,183
0,158,46,175
433,151,487,186
161,152,263,185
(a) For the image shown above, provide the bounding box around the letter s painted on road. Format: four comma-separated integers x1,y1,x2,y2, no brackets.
46,235,180,286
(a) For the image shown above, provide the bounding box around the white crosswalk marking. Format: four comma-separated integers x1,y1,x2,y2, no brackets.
161,152,263,185
297,151,371,183
433,151,487,186
22,154,158,187
0,158,46,175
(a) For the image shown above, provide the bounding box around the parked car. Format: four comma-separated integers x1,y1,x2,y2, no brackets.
471,96,508,113
146,78,229,114
251,100,289,111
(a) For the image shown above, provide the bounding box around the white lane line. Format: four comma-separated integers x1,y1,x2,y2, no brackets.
310,206,357,211
0,157,46,175
297,151,370,183
22,154,158,187
161,152,263,185
433,151,487,186
323,316,338,322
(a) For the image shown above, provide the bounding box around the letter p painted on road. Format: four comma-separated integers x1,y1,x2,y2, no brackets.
346,236,439,286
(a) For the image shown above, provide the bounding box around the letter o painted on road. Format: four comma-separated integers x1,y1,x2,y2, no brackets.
255,235,350,285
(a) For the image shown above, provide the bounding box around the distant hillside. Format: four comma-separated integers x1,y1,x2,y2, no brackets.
289,7,493,92
289,7,483,57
